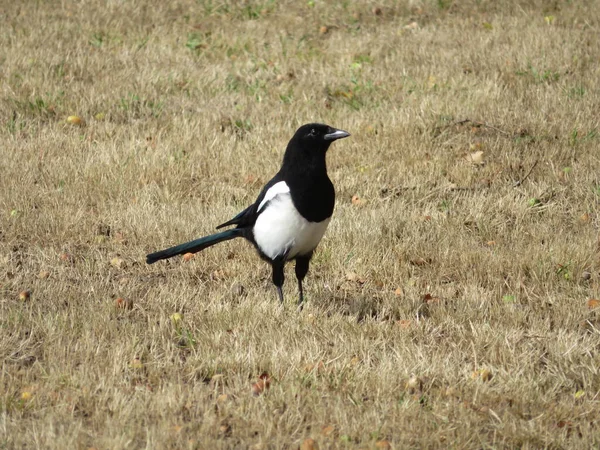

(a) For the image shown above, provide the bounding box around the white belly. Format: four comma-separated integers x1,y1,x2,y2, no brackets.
253,192,331,260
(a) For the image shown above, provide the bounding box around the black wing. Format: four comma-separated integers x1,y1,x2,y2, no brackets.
215,173,283,230
215,205,252,229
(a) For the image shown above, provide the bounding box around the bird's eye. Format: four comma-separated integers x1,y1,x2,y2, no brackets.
309,128,317,136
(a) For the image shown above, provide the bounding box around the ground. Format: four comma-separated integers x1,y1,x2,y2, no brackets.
1,0,600,448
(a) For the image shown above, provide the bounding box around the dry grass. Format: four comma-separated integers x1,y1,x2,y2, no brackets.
2,0,600,448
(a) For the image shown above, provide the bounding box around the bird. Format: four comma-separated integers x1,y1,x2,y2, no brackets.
146,123,350,306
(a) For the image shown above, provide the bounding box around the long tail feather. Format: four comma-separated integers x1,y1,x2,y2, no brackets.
146,229,241,264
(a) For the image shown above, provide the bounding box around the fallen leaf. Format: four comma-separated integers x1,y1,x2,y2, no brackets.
557,420,573,429
110,257,124,268
465,150,485,166
422,293,440,304
300,438,318,450
409,257,431,266
405,376,422,393
183,252,194,262
319,26,328,35
115,297,133,310
251,372,271,396
480,369,493,382
394,287,403,297
18,290,31,302
346,272,366,284
59,252,73,263
579,213,591,223
66,115,82,125
396,319,412,329
38,270,50,279
375,441,392,449
404,21,418,30
471,369,493,382
321,425,335,436
587,299,600,309
574,390,585,399
251,380,269,396
130,358,143,370
351,195,365,206
211,268,228,280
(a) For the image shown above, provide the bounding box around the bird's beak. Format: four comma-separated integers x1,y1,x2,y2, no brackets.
324,129,351,141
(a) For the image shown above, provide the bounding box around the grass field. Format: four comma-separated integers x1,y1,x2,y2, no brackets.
2,0,600,448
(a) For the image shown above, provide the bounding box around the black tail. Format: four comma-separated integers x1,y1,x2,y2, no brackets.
146,229,241,264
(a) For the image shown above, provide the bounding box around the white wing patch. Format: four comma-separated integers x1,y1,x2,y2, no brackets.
257,181,290,213
253,190,331,260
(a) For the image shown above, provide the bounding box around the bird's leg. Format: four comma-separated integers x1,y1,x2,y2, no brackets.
295,254,311,309
297,280,304,309
271,260,285,305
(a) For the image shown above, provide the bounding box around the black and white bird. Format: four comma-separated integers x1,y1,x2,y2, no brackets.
146,123,350,305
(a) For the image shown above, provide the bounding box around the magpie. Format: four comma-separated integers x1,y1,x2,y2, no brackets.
146,123,350,305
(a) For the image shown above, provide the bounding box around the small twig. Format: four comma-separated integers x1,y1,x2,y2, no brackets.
474,121,512,136
454,119,471,126
437,118,514,137
460,118,513,136
513,160,538,187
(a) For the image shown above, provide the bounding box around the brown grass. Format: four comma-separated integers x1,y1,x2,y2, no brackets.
2,0,600,448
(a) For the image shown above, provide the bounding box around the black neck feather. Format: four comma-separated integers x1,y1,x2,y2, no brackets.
279,141,335,223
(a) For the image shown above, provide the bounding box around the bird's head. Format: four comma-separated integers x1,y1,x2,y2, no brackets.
291,123,351,152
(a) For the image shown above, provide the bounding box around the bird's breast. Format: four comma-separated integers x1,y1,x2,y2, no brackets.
253,192,331,261
287,176,335,223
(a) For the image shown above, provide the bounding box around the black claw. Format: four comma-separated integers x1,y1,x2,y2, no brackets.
297,281,305,310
